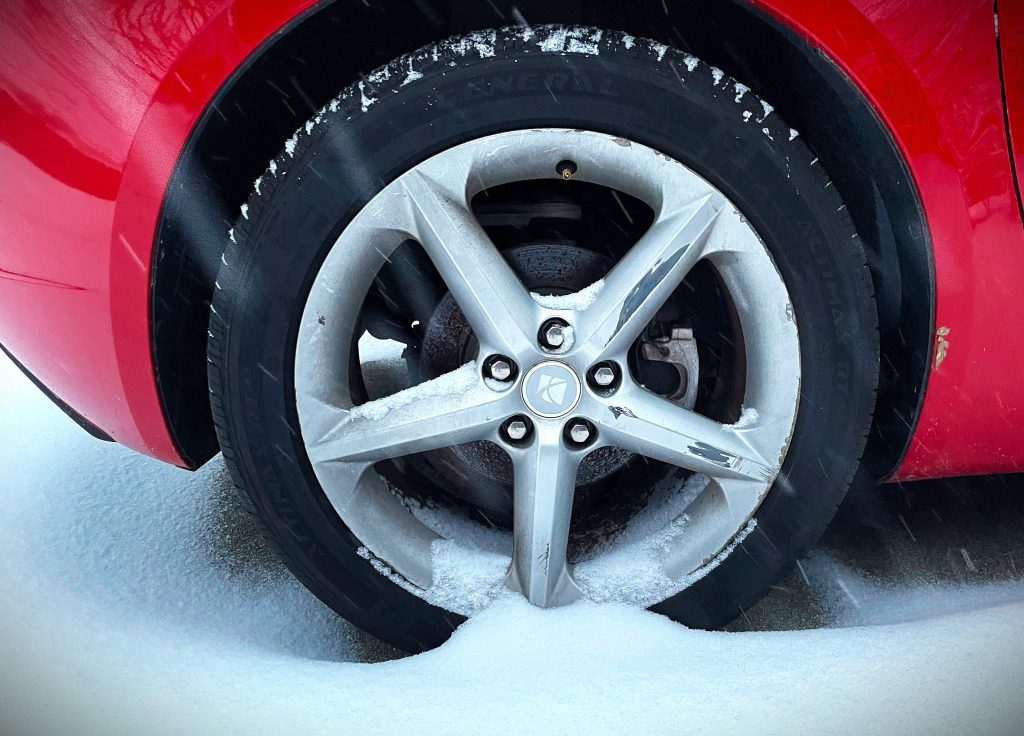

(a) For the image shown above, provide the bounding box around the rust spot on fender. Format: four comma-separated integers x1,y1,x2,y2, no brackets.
934,326,950,369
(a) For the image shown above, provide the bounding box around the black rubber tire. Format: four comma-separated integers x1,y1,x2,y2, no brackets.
208,26,878,652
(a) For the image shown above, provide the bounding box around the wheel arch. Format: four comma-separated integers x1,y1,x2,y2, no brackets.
152,0,932,474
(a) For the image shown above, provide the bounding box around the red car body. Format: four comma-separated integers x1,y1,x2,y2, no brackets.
1,0,1022,481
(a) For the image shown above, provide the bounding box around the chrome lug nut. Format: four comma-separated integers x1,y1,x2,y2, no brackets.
485,356,516,382
505,417,529,441
568,421,591,444
544,324,566,348
541,319,569,350
489,358,513,381
588,363,620,392
593,365,616,387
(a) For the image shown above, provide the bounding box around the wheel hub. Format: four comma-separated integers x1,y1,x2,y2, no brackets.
417,243,633,498
521,361,581,418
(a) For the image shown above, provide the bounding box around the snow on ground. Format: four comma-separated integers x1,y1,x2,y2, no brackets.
2,353,1024,735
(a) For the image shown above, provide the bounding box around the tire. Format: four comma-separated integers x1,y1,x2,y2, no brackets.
208,26,878,652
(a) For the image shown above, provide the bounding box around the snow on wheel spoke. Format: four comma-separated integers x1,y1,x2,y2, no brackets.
306,364,509,465
401,171,537,358
576,193,724,359
594,384,777,483
507,426,582,607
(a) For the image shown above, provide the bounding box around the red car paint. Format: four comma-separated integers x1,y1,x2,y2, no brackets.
0,0,314,463
0,1,1022,478
756,0,1024,479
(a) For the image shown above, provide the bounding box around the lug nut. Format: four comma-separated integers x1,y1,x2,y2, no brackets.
541,319,569,350
592,365,616,387
489,358,513,381
545,325,566,347
504,417,530,441
568,421,592,445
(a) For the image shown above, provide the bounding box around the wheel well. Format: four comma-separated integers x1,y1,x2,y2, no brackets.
153,0,932,476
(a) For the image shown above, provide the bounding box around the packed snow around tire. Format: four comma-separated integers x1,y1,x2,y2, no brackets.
1,353,1023,735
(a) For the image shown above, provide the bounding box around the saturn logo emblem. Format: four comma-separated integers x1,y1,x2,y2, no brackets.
522,362,582,418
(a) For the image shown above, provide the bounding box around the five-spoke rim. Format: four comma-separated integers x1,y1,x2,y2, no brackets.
294,129,800,613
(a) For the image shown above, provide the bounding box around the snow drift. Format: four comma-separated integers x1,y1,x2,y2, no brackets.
1,355,1023,735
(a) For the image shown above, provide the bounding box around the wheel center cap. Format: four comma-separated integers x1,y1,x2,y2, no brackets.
521,361,582,418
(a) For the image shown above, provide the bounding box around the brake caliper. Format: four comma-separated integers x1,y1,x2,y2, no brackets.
640,327,700,409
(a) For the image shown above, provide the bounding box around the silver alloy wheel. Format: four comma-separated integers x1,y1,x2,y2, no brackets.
294,128,800,613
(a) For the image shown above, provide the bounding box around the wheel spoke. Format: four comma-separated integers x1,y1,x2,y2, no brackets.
507,425,582,607
402,171,537,358
593,384,778,482
576,193,724,359
305,365,509,465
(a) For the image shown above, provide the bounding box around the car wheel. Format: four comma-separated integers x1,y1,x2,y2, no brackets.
208,26,878,652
